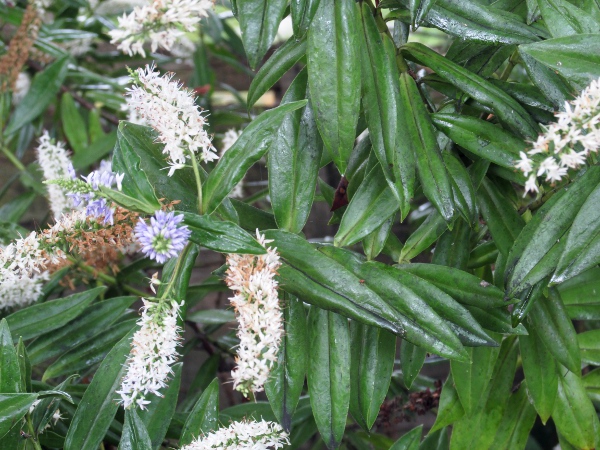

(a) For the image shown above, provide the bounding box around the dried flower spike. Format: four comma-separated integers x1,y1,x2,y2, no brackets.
225,232,283,397
517,77,600,193
179,419,289,450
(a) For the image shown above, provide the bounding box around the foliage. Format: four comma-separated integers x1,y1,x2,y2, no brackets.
0,0,600,449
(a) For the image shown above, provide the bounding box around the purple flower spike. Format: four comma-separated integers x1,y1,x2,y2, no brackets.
134,210,191,263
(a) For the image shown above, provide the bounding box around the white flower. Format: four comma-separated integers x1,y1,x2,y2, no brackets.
117,297,183,409
126,65,217,176
108,0,213,57
12,73,31,105
517,77,600,192
36,131,77,218
180,419,289,450
220,129,244,198
225,232,283,397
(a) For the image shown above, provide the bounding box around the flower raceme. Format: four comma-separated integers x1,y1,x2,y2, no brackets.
179,419,289,450
108,0,213,57
117,297,183,409
225,232,284,397
516,77,600,193
134,210,191,263
126,65,217,176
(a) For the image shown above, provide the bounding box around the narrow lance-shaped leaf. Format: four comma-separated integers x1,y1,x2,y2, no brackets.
307,0,360,174
180,378,219,446
291,0,321,37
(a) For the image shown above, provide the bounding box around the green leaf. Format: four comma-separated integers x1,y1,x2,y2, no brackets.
578,329,600,365
64,328,135,450
32,375,76,435
27,296,135,365
264,230,406,335
317,246,471,359
464,305,527,335
399,212,448,263
363,217,393,261
558,267,600,319
6,286,105,342
349,322,396,431
399,72,453,221
420,428,449,450
400,340,426,390
518,317,555,424
401,42,538,139
537,0,600,37
553,370,600,449
519,34,600,90
269,69,323,234
203,100,307,214
112,123,162,212
478,177,524,257
187,309,235,325
42,319,137,381
432,114,525,172
99,187,157,215
72,130,117,170
307,0,360,174
398,263,511,309
0,320,21,394
265,295,308,431
410,0,436,25
291,0,321,37
450,343,500,416
5,56,70,135
0,394,38,438
0,192,36,223
489,382,537,450
178,354,220,413
360,7,408,213
60,93,88,153
443,154,477,225
424,0,540,43
16,339,30,393
138,363,182,450
528,289,581,374
449,337,519,449
307,308,351,449
247,37,307,108
182,212,265,254
180,378,219,446
553,182,600,284
335,164,399,247
390,425,423,450
506,166,600,296
236,0,287,69
430,374,465,433
119,408,153,450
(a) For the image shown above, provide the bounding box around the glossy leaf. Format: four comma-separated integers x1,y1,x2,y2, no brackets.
60,93,88,153
553,370,600,449
0,320,21,395
399,212,449,263
269,69,323,234
236,0,288,69
529,289,581,374
430,374,465,433
247,37,307,108
5,55,70,135
363,217,393,261
401,42,538,139
6,286,105,342
203,100,307,214
401,340,426,390
180,378,219,446
399,72,453,221
0,393,38,438
265,295,308,431
307,308,350,449
64,329,135,450
390,425,422,450
519,34,600,90
489,383,537,450
349,322,396,430
307,0,360,174
578,329,600,365
335,164,399,247
537,0,600,37
119,408,152,450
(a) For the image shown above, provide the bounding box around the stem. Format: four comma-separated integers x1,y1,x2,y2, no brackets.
189,155,203,214
160,242,192,301
1,145,26,171
499,49,519,81
26,414,42,450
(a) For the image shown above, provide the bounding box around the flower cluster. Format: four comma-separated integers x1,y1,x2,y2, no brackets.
221,129,244,198
117,298,183,409
36,131,77,218
517,77,600,193
126,65,217,176
225,232,283,397
180,419,289,450
134,210,191,263
108,0,213,57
